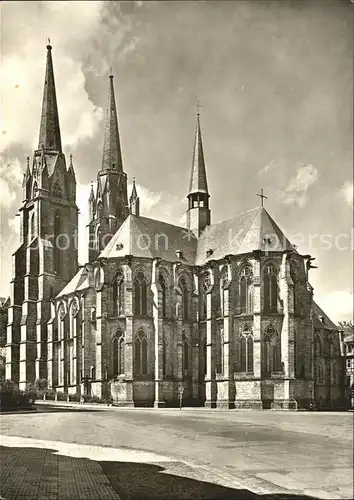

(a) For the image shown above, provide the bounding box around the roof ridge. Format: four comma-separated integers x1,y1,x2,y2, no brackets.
137,215,187,231
206,206,261,229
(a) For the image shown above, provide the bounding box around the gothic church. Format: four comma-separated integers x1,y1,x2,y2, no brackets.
6,44,345,409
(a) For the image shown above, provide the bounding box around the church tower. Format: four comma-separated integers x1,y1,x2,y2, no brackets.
186,108,210,236
6,43,78,389
88,73,128,262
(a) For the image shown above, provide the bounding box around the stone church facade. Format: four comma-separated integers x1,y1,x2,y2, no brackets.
6,44,345,409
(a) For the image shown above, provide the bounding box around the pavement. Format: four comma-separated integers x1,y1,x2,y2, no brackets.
0,404,353,500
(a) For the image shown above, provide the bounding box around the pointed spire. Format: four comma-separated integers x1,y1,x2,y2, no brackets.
67,153,74,173
101,74,123,171
188,106,208,195
38,41,62,152
25,156,31,177
130,177,138,203
89,182,95,202
129,177,140,216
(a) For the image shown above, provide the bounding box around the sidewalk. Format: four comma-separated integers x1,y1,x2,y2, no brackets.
0,435,257,500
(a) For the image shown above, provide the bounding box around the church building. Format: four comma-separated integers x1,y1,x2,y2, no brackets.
6,44,345,409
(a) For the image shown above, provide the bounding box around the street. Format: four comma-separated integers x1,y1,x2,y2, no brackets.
0,405,353,499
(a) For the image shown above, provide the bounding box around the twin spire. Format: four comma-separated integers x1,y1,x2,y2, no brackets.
101,73,123,171
38,42,62,152
37,43,209,224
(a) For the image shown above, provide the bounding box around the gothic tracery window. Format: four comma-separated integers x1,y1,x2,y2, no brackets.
30,213,35,241
180,277,189,321
200,272,210,319
134,271,148,315
32,181,38,199
162,338,167,376
314,335,323,358
216,325,224,374
52,181,62,199
159,274,167,318
263,325,281,374
240,325,254,373
95,226,102,252
134,330,148,375
240,265,253,314
263,263,278,313
54,210,62,275
182,332,189,376
113,330,125,377
112,270,125,316
220,268,228,316
290,262,298,313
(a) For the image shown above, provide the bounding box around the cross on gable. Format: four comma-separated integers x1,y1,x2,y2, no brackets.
257,188,268,207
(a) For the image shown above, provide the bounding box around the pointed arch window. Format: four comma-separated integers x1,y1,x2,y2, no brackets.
314,335,323,357
216,326,224,374
180,277,189,321
162,338,167,377
240,265,253,314
290,262,298,313
200,332,207,376
134,330,148,375
263,264,278,313
97,202,103,220
329,340,335,358
134,271,148,315
52,181,62,199
95,226,102,252
220,268,228,316
159,274,167,318
113,330,125,377
112,270,125,316
200,274,208,320
32,181,38,199
319,363,324,384
264,325,281,375
182,332,189,376
54,210,62,275
239,325,254,373
30,212,35,241
331,360,337,385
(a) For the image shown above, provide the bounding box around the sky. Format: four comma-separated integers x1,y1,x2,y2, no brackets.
0,0,353,322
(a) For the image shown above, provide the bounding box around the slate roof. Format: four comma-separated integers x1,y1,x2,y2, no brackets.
195,207,294,265
312,302,338,331
99,215,197,264
0,297,10,307
98,206,294,266
56,267,90,298
344,333,354,344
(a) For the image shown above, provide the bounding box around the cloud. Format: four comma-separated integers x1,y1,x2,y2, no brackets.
337,180,353,207
127,182,162,214
278,164,319,208
258,159,276,175
8,215,20,236
0,156,23,208
1,1,104,153
315,289,353,324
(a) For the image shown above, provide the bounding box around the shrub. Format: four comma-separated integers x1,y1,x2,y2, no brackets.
69,394,81,402
0,380,33,409
44,390,56,400
56,392,67,401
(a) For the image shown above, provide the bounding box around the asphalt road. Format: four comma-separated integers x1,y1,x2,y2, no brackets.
1,405,353,499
